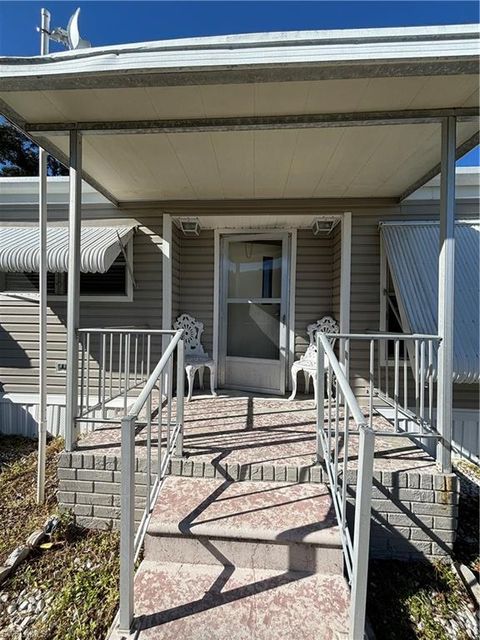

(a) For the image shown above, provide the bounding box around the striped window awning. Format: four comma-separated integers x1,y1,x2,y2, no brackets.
380,220,479,384
0,224,135,273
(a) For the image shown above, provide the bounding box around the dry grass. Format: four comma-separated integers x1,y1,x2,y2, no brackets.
0,435,120,639
9,513,120,640
0,436,62,564
367,559,477,640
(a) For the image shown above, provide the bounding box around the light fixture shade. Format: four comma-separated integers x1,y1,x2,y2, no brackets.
311,217,340,236
179,217,201,236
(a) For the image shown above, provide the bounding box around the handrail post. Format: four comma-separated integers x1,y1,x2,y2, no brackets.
174,338,185,458
316,333,325,463
119,414,136,634
350,426,375,640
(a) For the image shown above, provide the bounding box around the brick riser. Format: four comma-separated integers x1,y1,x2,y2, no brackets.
58,451,460,560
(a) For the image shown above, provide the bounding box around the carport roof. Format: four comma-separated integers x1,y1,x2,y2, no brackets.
0,24,478,205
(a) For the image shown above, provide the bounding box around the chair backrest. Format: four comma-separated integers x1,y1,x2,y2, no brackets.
307,316,339,347
174,313,207,356
302,316,339,363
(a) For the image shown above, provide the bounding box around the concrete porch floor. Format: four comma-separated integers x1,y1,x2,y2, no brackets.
77,390,437,476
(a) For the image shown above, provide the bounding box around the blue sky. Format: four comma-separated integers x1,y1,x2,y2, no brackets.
0,1,478,164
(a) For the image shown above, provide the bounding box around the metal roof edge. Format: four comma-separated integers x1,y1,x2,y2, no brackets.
1,23,478,63
0,23,478,88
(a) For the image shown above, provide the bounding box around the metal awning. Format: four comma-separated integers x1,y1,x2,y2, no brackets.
380,221,479,384
0,224,135,273
0,25,478,204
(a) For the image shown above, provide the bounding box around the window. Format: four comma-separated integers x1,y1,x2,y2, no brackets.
383,266,406,358
1,244,133,300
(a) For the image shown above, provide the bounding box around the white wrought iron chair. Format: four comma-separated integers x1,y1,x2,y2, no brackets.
288,316,339,406
174,313,217,402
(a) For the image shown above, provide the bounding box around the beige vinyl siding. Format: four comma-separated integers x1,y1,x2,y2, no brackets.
1,197,478,411
294,230,334,360
0,206,164,394
177,230,215,355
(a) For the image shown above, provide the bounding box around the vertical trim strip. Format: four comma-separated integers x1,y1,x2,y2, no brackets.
213,229,220,386
288,228,297,384
162,214,172,368
339,211,352,366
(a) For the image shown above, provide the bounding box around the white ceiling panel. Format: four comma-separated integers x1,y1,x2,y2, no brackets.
3,75,478,125
40,119,478,202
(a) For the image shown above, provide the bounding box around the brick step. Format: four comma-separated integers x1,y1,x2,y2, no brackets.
168,456,325,484
145,476,342,574
129,560,350,640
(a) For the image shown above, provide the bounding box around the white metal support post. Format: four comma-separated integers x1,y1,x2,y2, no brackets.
437,116,456,473
339,212,352,371
162,214,172,356
65,130,82,451
36,8,50,504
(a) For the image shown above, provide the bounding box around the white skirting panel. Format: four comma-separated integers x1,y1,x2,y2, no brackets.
0,396,67,438
361,403,478,465
451,409,479,464
0,393,110,439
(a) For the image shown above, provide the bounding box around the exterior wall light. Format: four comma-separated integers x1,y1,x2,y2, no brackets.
178,218,201,236
311,217,340,236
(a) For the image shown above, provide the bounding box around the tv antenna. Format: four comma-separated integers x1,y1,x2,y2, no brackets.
37,7,91,50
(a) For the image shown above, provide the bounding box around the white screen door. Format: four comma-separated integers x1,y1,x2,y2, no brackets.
218,233,289,395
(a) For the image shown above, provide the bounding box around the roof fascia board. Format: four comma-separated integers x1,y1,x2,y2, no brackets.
25,107,479,136
1,60,478,92
398,130,480,201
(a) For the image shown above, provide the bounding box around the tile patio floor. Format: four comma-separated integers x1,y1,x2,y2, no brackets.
78,391,437,475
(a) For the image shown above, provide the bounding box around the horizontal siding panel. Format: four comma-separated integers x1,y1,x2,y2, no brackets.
1,210,164,393
2,198,478,405
295,230,334,366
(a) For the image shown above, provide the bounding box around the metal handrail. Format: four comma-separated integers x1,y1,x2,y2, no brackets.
317,330,448,639
78,328,173,335
318,334,366,427
118,328,185,634
326,332,441,340
325,332,443,444
76,328,181,423
127,329,182,418
317,333,375,640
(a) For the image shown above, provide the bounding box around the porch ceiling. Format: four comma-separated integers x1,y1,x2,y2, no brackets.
0,26,478,204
